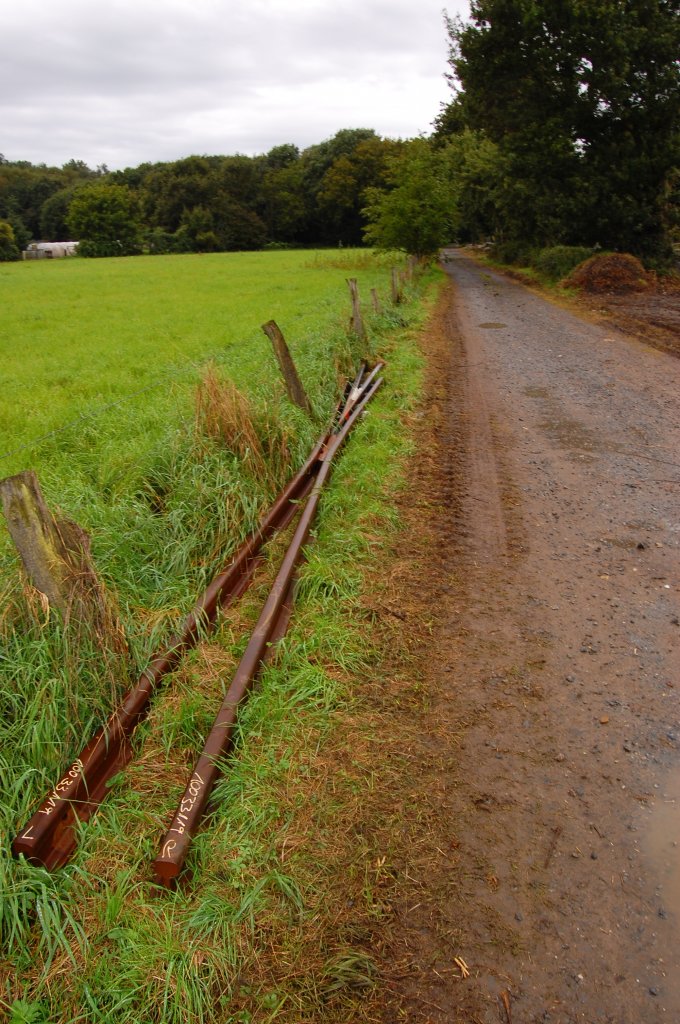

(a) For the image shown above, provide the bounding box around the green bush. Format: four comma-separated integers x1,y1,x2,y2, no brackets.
534,245,595,280
77,238,142,258
0,220,20,261
492,240,537,266
143,227,182,255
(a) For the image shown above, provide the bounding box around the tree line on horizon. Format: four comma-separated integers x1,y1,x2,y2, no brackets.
1,0,678,266
0,130,403,260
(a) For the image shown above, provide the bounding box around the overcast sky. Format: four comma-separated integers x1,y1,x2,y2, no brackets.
1,0,469,171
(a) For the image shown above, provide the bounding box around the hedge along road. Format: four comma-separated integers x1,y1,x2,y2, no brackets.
388,249,680,1023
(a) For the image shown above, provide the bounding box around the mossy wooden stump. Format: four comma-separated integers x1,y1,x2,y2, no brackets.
0,470,122,645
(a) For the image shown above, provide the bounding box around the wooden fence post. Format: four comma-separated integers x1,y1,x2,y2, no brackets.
347,278,366,341
261,320,312,415
0,470,122,641
391,268,402,304
370,288,382,314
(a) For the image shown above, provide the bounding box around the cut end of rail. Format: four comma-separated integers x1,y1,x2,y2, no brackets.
152,858,181,888
12,826,73,872
12,834,43,862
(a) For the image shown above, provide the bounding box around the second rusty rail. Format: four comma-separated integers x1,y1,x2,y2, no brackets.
153,372,383,884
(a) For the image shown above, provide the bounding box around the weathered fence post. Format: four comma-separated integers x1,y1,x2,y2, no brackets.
0,470,122,642
261,320,312,415
370,288,382,314
347,278,366,341
391,268,402,304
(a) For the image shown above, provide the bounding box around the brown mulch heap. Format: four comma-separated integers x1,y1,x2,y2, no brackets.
563,251,650,294
567,260,680,358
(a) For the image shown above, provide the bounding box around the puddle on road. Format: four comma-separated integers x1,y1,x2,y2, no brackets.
600,534,648,550
521,386,608,456
643,772,680,923
478,322,507,329
539,416,603,454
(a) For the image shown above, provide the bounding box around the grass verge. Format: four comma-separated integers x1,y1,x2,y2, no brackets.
1,256,442,1023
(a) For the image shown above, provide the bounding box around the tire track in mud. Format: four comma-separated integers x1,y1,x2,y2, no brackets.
443,294,509,567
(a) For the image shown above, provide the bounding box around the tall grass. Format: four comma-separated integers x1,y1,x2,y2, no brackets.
0,248,436,1023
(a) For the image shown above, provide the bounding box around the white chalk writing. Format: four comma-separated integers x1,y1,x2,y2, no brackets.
36,759,85,816
169,771,205,836
161,839,177,860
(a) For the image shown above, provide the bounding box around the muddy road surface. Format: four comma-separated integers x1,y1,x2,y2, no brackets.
387,250,680,1023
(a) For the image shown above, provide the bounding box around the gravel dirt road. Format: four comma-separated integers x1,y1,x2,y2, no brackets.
384,250,680,1023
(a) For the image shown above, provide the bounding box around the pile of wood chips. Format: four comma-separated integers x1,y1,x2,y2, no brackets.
564,252,650,294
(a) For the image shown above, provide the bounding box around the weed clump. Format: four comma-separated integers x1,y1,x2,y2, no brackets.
195,364,293,486
563,252,650,294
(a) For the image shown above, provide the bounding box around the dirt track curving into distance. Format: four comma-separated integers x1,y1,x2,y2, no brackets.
383,249,680,1023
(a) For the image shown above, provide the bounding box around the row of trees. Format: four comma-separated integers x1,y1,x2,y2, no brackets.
2,2,677,263
0,130,402,259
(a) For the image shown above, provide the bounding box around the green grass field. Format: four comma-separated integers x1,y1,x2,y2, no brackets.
1,249,398,475
0,249,434,1023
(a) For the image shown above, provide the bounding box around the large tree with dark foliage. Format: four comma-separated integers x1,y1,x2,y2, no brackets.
445,0,680,258
0,158,98,242
300,128,394,244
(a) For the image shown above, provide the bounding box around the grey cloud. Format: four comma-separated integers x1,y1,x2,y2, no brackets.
1,0,467,168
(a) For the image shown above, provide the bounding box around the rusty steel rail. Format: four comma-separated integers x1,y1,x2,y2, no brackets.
12,363,384,875
12,434,331,870
338,362,383,426
153,372,383,885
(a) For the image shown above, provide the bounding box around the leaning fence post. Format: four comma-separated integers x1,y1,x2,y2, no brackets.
0,470,122,641
261,319,312,415
347,278,366,341
370,288,382,314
